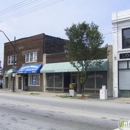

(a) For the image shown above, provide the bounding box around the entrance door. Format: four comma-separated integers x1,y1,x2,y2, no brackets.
24,76,28,91
18,77,22,90
5,77,8,88
72,76,77,83
64,73,70,92
72,76,77,92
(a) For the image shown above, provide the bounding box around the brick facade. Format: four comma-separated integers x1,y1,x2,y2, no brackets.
4,33,66,71
46,53,69,63
3,33,66,92
4,33,44,70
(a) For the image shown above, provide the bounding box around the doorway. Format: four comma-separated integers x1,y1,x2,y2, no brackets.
5,77,8,88
64,73,70,92
23,75,28,91
72,76,77,83
18,77,22,90
71,74,78,92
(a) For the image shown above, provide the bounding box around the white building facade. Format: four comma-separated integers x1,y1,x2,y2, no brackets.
112,9,130,97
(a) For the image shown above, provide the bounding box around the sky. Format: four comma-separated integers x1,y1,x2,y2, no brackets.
0,0,130,67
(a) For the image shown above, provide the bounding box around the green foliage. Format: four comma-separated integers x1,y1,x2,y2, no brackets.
65,21,107,62
65,21,108,94
80,71,86,84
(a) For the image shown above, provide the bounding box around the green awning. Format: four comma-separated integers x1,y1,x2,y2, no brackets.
87,59,109,71
5,69,13,75
40,59,109,73
40,62,79,73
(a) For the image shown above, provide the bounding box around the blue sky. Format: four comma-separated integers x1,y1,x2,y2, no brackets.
0,0,130,66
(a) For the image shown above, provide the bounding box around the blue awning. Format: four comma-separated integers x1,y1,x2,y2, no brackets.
17,64,42,74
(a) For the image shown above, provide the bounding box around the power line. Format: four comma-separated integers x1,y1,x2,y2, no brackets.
0,0,39,16
99,27,112,31
0,0,63,22
103,32,112,35
4,0,63,20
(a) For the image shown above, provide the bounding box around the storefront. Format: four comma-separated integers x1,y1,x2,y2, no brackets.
17,64,42,91
85,71,107,93
112,9,130,97
40,62,78,92
40,59,109,94
4,69,13,89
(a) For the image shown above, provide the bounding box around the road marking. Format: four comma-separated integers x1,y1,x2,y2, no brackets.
0,98,125,121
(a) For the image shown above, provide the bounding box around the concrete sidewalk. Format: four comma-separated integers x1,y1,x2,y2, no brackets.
0,89,130,104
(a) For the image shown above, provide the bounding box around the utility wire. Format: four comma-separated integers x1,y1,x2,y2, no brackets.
103,32,112,35
4,0,62,18
99,27,112,31
0,0,63,22
0,0,39,16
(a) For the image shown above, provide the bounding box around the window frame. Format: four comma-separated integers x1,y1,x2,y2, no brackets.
85,71,107,89
122,28,130,49
7,55,17,65
25,52,37,63
118,61,130,90
46,73,63,88
28,74,40,86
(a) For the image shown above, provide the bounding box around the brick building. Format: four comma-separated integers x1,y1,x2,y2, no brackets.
3,33,113,96
40,45,113,96
3,33,65,91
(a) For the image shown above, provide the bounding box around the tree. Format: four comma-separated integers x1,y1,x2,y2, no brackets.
65,21,108,96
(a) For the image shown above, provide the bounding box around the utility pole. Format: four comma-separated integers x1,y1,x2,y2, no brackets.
12,37,16,92
0,30,17,92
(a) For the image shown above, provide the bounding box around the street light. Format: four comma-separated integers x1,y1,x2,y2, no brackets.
0,30,17,92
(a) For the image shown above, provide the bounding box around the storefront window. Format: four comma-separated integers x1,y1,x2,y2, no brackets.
119,61,127,69
86,72,95,88
96,71,107,89
29,74,40,86
119,61,130,90
85,71,107,89
46,73,62,87
46,73,54,87
119,70,130,90
55,73,62,87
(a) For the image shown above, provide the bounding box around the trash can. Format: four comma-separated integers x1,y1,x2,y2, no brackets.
100,85,107,100
69,83,77,97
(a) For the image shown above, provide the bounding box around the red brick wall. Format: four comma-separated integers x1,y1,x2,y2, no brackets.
4,34,44,71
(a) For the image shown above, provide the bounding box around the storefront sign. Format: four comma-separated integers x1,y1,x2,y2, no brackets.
120,53,130,59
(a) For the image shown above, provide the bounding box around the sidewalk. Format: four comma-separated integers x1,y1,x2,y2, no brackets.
0,89,130,104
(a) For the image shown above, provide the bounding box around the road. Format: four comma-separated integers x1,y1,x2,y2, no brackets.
0,93,129,130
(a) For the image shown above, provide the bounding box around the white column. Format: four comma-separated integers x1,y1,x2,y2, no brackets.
113,26,118,97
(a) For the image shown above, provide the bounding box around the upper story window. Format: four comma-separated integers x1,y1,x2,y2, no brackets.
122,28,130,49
7,55,17,65
25,52,37,63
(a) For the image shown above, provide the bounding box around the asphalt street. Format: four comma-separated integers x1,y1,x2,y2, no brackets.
0,93,129,130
